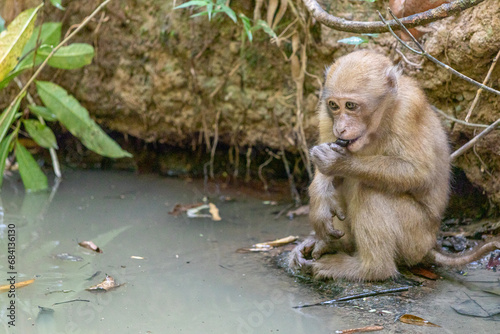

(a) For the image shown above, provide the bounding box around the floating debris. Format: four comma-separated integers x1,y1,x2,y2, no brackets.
237,235,298,253
169,203,204,216
54,253,83,262
86,275,123,292
85,271,102,281
335,325,384,333
0,278,35,293
208,203,222,221
78,240,103,253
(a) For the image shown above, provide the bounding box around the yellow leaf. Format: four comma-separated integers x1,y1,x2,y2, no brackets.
0,4,42,82
399,314,440,327
0,278,35,293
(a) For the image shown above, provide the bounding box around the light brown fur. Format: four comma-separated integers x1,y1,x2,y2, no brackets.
289,50,500,281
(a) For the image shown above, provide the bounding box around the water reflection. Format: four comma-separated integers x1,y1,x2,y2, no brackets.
0,170,335,334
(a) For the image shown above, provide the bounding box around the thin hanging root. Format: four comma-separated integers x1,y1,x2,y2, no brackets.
233,144,240,178
258,151,276,191
272,0,289,30
245,146,252,183
272,109,301,206
209,108,222,179
254,0,264,21
267,0,279,28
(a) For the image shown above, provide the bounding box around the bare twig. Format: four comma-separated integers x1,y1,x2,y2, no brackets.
395,49,423,69
379,9,500,96
335,325,384,334
301,0,485,33
450,117,500,161
431,106,487,128
465,49,500,122
293,286,410,308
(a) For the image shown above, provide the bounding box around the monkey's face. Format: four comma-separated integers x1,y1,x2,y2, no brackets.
324,96,380,152
321,51,399,152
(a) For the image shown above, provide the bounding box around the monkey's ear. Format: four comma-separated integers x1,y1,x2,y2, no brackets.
385,65,402,93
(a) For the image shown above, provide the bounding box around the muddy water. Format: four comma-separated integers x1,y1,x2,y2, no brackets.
0,170,498,334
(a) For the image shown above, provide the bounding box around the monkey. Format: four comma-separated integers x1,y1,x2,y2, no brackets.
289,50,500,281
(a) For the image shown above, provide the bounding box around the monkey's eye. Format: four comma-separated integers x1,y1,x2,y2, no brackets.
345,101,357,110
328,101,339,110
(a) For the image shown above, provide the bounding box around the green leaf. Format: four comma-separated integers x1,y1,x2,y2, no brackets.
22,22,62,55
36,81,132,158
28,105,57,122
0,131,16,188
337,36,369,45
37,43,94,70
239,14,252,42
15,141,48,192
254,20,277,39
219,4,237,23
0,94,24,144
49,0,65,10
174,1,210,10
0,5,42,82
23,119,58,149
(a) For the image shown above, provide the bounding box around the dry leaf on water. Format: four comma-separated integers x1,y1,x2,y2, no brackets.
399,314,440,327
86,275,122,292
335,324,384,333
209,203,221,221
237,235,298,253
78,240,103,253
0,278,35,293
168,203,204,216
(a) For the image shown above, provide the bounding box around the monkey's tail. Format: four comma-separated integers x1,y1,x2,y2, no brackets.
427,240,500,267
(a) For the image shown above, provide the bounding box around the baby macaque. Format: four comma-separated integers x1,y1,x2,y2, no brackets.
289,50,500,281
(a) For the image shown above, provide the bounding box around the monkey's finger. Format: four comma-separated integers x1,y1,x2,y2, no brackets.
332,208,346,221
326,225,345,239
328,143,347,154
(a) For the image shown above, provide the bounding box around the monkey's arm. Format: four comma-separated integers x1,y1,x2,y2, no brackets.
309,171,346,241
311,143,430,194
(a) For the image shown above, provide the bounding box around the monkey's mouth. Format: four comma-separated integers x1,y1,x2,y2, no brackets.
335,137,360,148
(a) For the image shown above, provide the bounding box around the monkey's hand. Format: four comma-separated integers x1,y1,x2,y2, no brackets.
310,143,348,176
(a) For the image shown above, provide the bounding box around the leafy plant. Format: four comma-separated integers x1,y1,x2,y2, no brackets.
175,0,276,43
0,4,131,192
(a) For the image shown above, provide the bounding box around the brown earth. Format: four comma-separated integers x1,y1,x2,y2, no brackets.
1,0,499,214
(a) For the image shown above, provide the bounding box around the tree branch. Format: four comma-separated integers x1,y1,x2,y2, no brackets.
450,118,500,161
301,0,486,33
378,9,500,96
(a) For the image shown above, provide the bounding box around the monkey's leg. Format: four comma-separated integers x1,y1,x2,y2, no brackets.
313,189,400,281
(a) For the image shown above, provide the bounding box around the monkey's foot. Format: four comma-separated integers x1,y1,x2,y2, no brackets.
288,238,315,273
